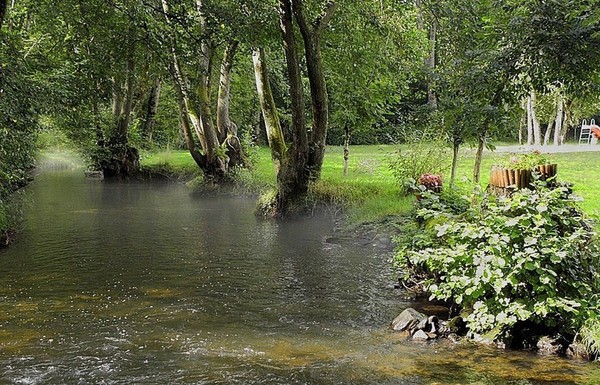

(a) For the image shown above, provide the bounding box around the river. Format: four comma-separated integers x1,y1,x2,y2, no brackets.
0,155,598,384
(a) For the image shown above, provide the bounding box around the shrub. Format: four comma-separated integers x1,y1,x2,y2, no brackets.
387,138,449,195
394,182,600,345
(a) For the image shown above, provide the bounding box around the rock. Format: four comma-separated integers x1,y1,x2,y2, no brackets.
537,335,567,355
447,333,461,343
412,330,431,341
391,308,428,332
566,341,591,360
84,170,104,179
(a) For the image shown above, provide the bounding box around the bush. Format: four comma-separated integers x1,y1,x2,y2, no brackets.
394,183,600,347
387,138,449,195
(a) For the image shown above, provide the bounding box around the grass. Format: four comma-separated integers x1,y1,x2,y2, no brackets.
141,144,600,224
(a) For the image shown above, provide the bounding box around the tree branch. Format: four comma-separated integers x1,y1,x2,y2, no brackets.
315,0,337,33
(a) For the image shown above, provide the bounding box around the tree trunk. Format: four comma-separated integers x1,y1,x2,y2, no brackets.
518,106,525,146
217,41,246,168
141,78,161,145
426,22,437,108
473,129,487,184
559,99,572,145
554,94,563,146
217,40,239,143
103,40,139,178
196,0,227,179
530,91,541,145
275,0,310,214
0,0,7,31
343,124,350,176
450,137,461,187
526,97,533,145
161,0,205,169
293,0,336,181
543,121,553,146
252,47,287,167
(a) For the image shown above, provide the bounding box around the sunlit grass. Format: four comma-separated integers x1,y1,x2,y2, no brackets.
140,144,600,222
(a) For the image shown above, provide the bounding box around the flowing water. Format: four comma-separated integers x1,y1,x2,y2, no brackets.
0,154,598,385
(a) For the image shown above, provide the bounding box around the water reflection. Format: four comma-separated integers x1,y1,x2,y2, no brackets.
0,159,598,384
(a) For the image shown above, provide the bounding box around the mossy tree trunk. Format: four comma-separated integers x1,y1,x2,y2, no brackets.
256,0,335,216
252,47,287,170
161,0,245,181
102,34,140,178
140,78,161,145
217,40,246,169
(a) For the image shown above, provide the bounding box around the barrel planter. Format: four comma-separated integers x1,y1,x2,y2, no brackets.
489,164,557,192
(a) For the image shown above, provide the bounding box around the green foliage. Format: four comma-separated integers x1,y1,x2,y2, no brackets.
387,138,449,194
579,316,600,359
394,183,600,342
496,151,550,170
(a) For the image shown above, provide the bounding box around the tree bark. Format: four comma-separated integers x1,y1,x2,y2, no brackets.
526,97,533,145
343,124,350,177
141,78,161,144
473,128,487,184
0,0,7,31
161,0,204,169
518,104,525,146
426,22,437,108
450,137,461,187
530,91,541,146
543,121,553,146
252,47,287,166
554,94,563,146
217,41,246,169
217,40,239,143
559,99,572,145
275,0,310,213
292,0,336,180
102,36,139,178
195,0,227,179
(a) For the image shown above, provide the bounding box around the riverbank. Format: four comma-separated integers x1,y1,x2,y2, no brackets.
141,145,600,221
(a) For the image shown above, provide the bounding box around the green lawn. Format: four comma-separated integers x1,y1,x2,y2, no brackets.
141,145,600,222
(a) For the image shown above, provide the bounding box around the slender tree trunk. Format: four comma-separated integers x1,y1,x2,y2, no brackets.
473,128,487,183
543,121,553,146
217,40,246,168
450,137,461,187
102,39,139,177
559,99,572,145
426,22,437,107
196,0,227,179
518,106,525,146
217,40,239,143
0,0,7,31
293,0,336,180
252,47,287,166
343,124,350,176
141,78,161,144
526,97,533,145
530,91,541,145
161,0,204,169
91,90,104,147
554,94,563,146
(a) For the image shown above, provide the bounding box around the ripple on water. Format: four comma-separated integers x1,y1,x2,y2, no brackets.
0,167,598,385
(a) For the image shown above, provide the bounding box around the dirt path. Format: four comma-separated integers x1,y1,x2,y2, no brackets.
489,144,600,154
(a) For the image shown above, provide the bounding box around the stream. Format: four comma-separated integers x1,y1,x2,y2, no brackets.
0,154,598,384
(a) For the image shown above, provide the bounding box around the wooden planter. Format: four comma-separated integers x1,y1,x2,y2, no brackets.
490,164,557,190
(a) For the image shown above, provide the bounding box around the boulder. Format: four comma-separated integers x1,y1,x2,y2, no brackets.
391,308,428,332
412,330,431,341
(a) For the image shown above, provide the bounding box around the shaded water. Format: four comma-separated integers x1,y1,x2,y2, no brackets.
0,156,599,384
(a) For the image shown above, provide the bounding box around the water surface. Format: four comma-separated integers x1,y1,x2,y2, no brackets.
0,157,598,384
